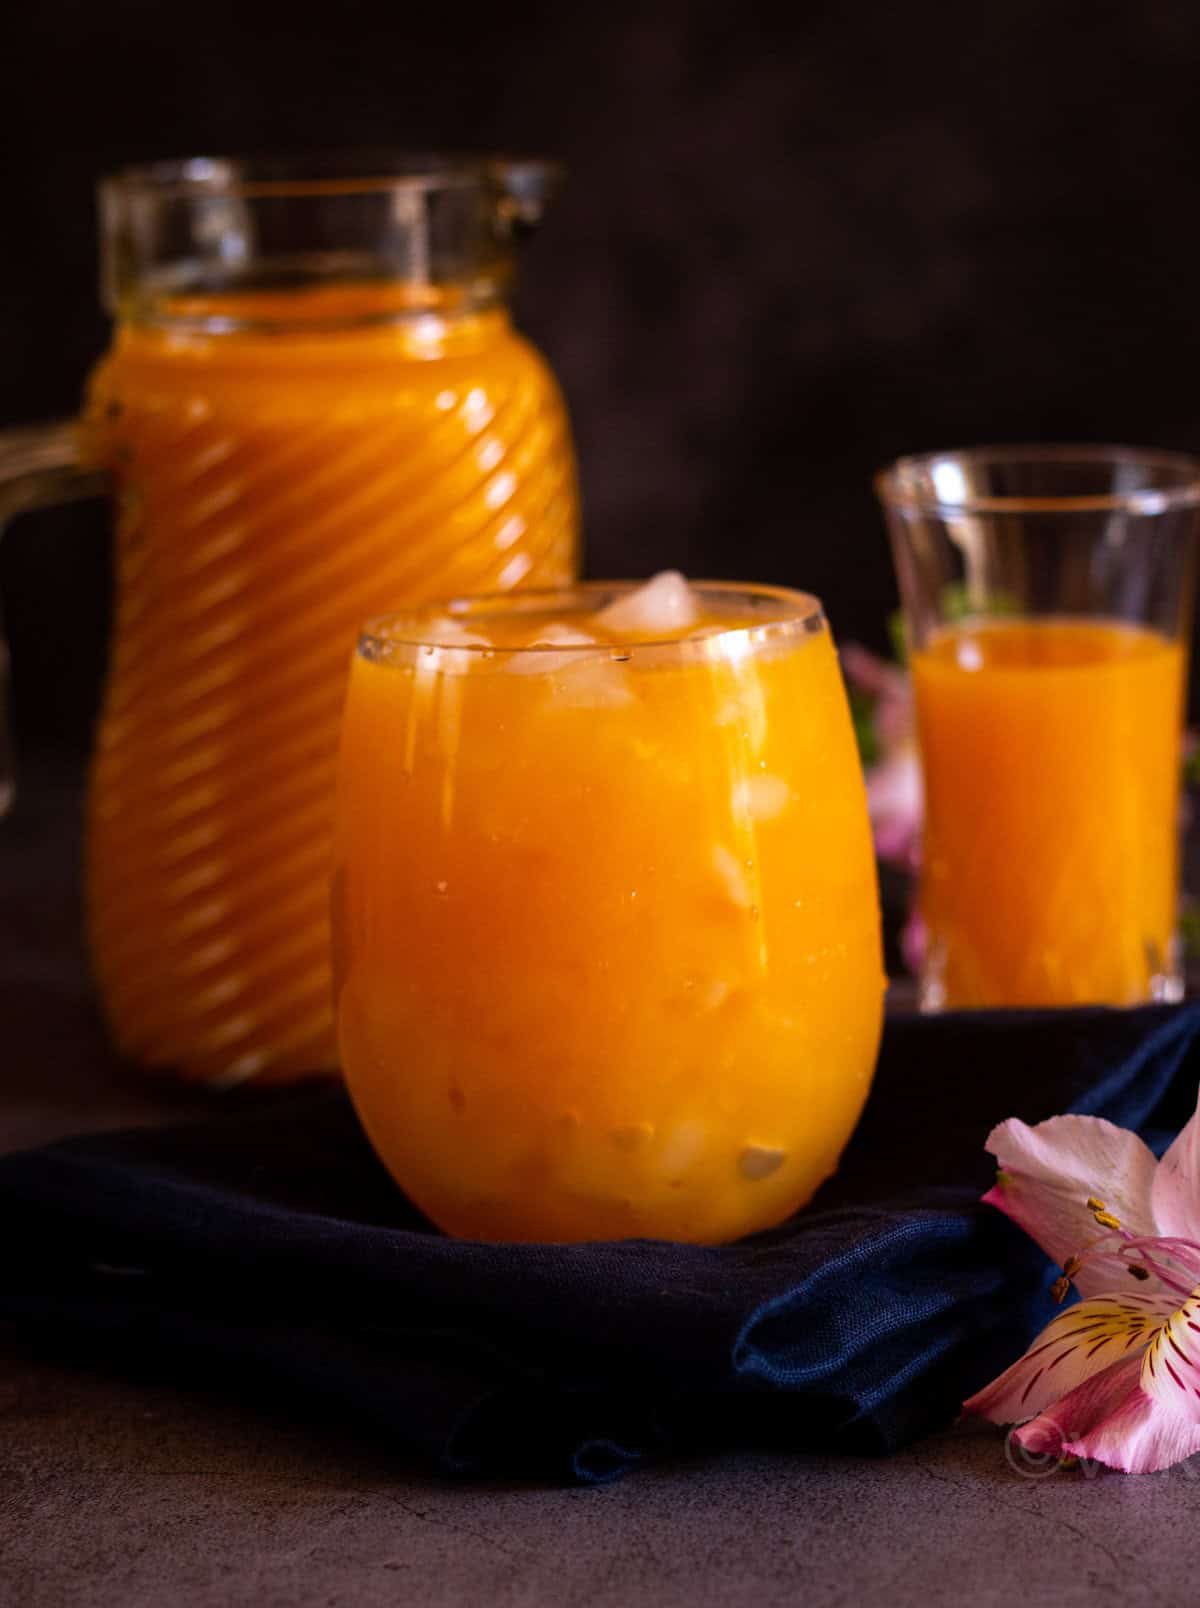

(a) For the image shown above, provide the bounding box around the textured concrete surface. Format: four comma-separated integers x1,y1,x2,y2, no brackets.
3,1338,1197,1608
4,763,1198,1606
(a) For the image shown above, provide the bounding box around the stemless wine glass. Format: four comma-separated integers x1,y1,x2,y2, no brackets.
332,582,885,1244
877,445,1200,1011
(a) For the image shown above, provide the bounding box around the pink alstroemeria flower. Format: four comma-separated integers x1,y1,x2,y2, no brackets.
840,642,922,872
963,1094,1200,1472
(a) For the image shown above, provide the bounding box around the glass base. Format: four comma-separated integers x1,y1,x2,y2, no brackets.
1149,935,1186,1004
917,937,948,1013
918,934,1185,1011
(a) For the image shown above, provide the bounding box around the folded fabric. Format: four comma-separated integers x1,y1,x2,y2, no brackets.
3,1004,1199,1483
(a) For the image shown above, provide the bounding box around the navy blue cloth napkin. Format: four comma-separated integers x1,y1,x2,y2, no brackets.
3,1004,1199,1483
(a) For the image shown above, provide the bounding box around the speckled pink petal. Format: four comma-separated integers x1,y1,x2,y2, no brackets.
1140,1285,1200,1414
964,1292,1172,1425
1011,1353,1149,1464
1015,1329,1200,1475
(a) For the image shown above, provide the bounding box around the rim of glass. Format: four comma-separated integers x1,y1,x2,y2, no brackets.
358,580,826,660
875,444,1200,516
101,151,559,203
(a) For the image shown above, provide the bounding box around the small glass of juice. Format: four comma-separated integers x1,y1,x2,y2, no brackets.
877,445,1200,1010
333,575,885,1243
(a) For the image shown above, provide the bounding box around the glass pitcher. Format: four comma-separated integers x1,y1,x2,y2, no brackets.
0,154,580,1087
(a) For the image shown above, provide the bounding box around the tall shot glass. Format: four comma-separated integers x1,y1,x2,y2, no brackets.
877,445,1200,1010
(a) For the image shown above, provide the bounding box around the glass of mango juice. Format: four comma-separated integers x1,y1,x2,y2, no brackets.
878,445,1200,1011
333,574,885,1244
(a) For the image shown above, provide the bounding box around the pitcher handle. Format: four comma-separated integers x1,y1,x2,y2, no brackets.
0,420,109,815
0,420,107,518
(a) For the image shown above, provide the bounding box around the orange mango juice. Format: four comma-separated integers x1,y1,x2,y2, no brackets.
912,618,1184,1008
82,286,578,1085
334,582,885,1244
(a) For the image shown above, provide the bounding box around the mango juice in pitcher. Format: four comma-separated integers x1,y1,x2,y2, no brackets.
0,158,579,1085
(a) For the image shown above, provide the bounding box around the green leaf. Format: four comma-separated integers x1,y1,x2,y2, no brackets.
1180,904,1200,963
849,688,880,769
887,609,908,667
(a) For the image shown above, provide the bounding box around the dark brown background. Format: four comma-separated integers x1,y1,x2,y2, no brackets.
5,0,1200,753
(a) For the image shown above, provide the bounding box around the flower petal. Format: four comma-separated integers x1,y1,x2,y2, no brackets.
1141,1286,1200,1408
1012,1354,1153,1467
1152,1088,1200,1242
964,1293,1170,1425
866,746,922,869
985,1114,1160,1294
1060,1393,1200,1472
1016,1340,1200,1474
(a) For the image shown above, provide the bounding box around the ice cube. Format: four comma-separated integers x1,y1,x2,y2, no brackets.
680,975,732,1013
551,655,636,708
533,625,598,648
712,843,754,909
731,774,791,822
738,1144,786,1181
429,618,493,649
659,1121,706,1177
503,623,601,676
412,618,492,676
594,571,700,637
503,625,636,706
715,683,768,755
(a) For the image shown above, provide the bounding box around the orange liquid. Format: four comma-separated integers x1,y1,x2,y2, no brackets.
81,287,578,1085
912,618,1184,1008
334,595,885,1243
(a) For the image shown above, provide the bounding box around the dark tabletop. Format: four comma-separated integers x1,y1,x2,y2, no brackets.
2,759,1196,1608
